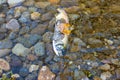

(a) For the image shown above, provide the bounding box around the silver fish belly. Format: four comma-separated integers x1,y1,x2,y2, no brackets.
52,8,70,56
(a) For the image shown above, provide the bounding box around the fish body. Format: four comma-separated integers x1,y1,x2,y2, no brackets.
52,8,71,56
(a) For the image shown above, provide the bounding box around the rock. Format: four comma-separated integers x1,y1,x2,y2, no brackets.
29,65,39,72
10,55,22,67
70,38,86,52
90,6,100,14
104,39,113,45
19,11,30,23
65,53,78,60
0,33,5,40
25,73,37,80
12,43,31,57
24,0,35,6
34,42,45,56
8,32,17,40
111,59,120,65
60,0,78,7
41,12,53,21
6,19,20,31
42,32,53,43
0,49,11,57
99,64,110,70
31,24,47,35
35,2,50,8
0,0,7,5
16,34,41,48
48,0,60,4
48,18,56,31
38,66,55,80
64,6,80,13
94,76,102,80
74,69,86,80
27,54,37,61
115,69,120,79
69,14,80,21
88,38,103,48
0,28,7,33
19,26,30,35
7,0,25,7
49,63,60,74
0,58,10,71
0,40,13,49
19,67,29,77
31,12,41,20
100,71,112,80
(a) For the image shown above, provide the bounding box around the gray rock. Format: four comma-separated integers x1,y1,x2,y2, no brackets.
88,38,103,48
31,24,47,35
25,72,37,80
19,26,30,35
6,19,20,31
19,11,30,23
16,34,41,48
0,40,13,49
73,38,86,47
0,33,5,40
35,2,50,9
34,42,45,56
42,32,53,43
69,14,80,21
48,18,56,31
41,12,53,21
60,0,78,7
115,69,120,79
12,43,31,57
8,32,17,40
0,17,5,24
0,49,11,57
7,0,25,7
74,69,86,80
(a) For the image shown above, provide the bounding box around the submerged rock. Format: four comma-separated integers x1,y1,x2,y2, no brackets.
0,49,11,57
31,12,41,20
0,40,13,49
38,66,55,80
7,0,25,7
6,19,20,31
0,58,10,71
12,43,31,57
34,42,45,56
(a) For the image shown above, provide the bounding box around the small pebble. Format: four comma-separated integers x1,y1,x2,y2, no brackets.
100,71,112,80
12,43,31,57
99,64,110,70
29,65,39,72
31,12,41,20
0,58,10,71
6,19,20,31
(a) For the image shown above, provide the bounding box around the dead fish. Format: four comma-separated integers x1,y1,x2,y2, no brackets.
52,8,72,56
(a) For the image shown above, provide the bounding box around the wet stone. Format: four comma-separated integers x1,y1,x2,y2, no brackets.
10,54,22,67
6,19,20,31
0,49,11,57
25,73,37,80
19,67,29,77
29,64,39,72
7,0,25,7
41,12,53,21
34,42,45,56
100,71,112,80
16,34,41,48
38,66,55,80
115,69,120,79
31,24,47,35
0,58,10,71
0,40,13,49
0,33,5,40
12,43,31,57
42,32,53,43
99,64,110,71
35,2,50,9
31,12,41,20
60,0,78,7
